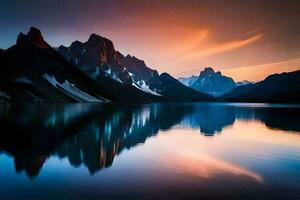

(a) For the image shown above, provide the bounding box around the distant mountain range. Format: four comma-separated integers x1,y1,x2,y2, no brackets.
179,67,300,103
0,27,299,103
178,67,237,96
236,80,254,87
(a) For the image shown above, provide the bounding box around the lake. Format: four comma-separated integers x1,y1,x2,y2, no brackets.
0,103,300,200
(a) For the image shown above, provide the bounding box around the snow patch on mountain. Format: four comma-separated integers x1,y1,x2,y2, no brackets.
132,81,162,96
178,68,238,97
101,66,123,83
43,73,103,102
128,71,160,95
178,76,198,86
110,74,123,83
13,77,34,84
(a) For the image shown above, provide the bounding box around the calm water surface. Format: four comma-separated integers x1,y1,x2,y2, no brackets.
0,103,300,200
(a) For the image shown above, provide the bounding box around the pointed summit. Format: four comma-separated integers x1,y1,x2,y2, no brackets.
87,33,112,45
27,27,43,39
179,67,236,97
16,32,28,46
88,33,100,41
200,67,215,76
204,67,215,72
16,27,50,49
192,67,236,96
27,27,50,48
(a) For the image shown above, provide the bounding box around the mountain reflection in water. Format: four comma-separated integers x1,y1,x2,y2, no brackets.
0,103,299,178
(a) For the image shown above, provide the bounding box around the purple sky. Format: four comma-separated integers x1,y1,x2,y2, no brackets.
1,0,300,81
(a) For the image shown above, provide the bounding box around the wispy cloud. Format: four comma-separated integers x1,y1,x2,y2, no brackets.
222,56,300,81
228,56,300,70
180,33,263,60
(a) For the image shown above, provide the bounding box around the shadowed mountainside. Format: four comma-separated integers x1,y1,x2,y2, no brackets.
220,70,300,103
57,32,213,102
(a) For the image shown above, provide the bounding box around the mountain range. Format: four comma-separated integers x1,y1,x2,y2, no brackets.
0,27,299,103
0,27,212,103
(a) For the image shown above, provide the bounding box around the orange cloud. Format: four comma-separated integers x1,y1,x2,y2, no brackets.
174,29,210,53
181,33,263,60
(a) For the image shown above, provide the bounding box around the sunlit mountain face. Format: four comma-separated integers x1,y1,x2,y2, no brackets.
0,103,300,199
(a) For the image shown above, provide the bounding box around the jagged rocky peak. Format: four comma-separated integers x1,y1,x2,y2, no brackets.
57,33,159,86
87,33,115,52
117,52,159,82
71,40,84,47
200,67,232,80
57,32,120,73
87,33,103,42
16,32,29,46
192,67,236,96
117,52,148,69
127,54,146,64
27,27,43,42
178,67,237,97
27,27,49,48
16,27,50,49
160,72,173,79
199,67,222,77
200,67,215,75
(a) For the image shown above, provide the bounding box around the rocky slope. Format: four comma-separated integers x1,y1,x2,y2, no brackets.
0,27,213,102
219,70,300,103
57,32,213,101
179,67,237,96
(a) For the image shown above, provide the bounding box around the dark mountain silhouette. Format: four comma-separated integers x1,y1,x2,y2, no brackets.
149,73,214,101
1,27,297,103
219,83,256,100
58,34,133,85
179,67,237,96
117,52,159,84
58,34,159,86
0,27,111,102
236,80,254,86
220,70,300,103
0,28,202,102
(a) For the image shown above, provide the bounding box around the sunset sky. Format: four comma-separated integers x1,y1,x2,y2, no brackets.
1,0,300,81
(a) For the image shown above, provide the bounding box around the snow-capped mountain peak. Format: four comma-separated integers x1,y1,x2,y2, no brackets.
178,67,237,97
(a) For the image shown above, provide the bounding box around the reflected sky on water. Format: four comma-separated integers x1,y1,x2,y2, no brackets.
0,103,300,199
